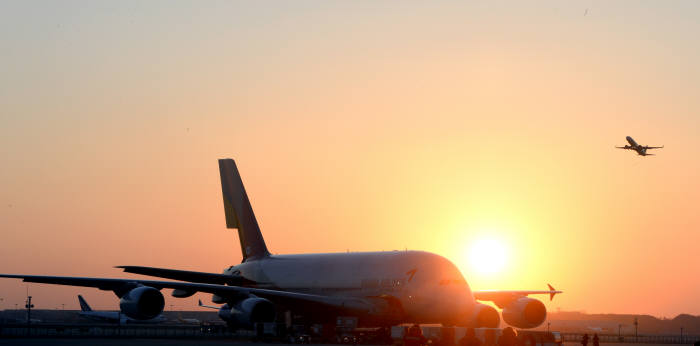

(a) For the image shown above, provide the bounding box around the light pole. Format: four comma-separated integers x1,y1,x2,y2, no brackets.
634,317,638,342
680,327,683,343
25,296,34,336
547,322,551,332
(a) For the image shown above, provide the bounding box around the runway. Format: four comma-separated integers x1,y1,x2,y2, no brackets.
0,339,280,346
0,340,689,346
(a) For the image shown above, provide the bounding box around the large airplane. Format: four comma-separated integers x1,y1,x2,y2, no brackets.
78,295,166,324
616,136,663,156
0,159,561,330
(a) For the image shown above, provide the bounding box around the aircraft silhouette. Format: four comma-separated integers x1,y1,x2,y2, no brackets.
616,136,663,156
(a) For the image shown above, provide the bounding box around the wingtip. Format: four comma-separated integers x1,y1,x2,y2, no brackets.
547,283,558,301
116,266,145,272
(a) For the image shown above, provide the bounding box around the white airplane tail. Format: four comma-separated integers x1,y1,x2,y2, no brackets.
218,159,270,262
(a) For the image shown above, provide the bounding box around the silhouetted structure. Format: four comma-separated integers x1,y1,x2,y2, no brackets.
403,324,426,346
498,327,517,346
458,328,481,346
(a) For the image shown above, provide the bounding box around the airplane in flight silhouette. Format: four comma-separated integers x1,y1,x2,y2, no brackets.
616,136,663,156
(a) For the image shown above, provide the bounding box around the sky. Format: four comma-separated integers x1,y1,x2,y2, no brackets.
1,1,699,318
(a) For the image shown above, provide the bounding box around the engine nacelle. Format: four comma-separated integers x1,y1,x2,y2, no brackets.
471,303,500,328
119,286,165,320
502,297,546,329
218,297,276,329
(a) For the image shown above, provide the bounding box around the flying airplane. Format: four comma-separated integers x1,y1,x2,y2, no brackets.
0,159,561,331
78,295,166,324
616,136,663,156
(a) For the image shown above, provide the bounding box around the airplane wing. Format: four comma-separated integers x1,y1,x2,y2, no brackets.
472,284,561,308
116,266,258,286
0,274,373,314
643,146,664,149
615,146,630,149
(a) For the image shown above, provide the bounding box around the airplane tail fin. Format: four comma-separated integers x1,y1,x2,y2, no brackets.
218,159,270,262
78,295,92,312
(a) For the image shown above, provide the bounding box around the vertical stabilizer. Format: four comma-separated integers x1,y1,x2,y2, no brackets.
218,159,270,262
78,295,92,312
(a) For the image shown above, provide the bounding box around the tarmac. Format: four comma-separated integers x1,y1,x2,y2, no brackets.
0,340,284,346
0,340,689,346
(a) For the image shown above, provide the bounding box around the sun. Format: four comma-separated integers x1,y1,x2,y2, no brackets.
469,238,508,275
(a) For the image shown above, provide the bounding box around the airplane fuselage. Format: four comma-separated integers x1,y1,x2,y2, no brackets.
624,136,649,156
222,250,476,326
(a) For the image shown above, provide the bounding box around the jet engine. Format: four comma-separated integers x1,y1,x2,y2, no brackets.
119,286,165,320
217,297,276,329
471,303,500,328
502,297,546,329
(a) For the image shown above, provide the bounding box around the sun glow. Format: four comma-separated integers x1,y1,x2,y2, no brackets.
469,237,508,275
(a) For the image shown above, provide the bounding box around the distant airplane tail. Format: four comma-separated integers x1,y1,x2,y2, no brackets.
218,159,270,262
77,295,92,312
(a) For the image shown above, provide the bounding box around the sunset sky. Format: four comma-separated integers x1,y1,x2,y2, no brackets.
1,1,700,318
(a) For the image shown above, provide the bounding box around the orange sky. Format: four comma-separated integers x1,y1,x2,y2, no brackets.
1,1,699,317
